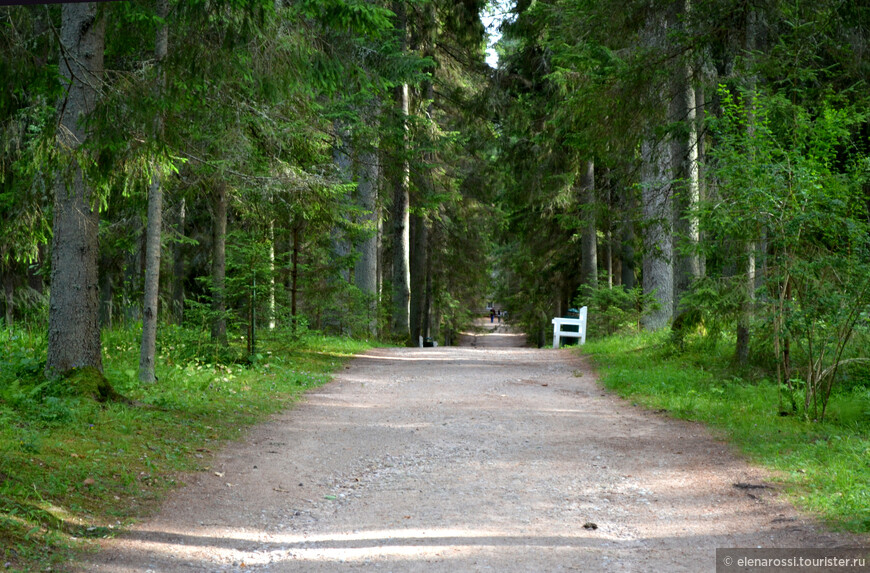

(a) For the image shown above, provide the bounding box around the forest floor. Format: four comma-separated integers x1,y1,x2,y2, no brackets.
78,320,866,572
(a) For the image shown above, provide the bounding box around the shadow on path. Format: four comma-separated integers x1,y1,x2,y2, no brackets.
457,317,527,348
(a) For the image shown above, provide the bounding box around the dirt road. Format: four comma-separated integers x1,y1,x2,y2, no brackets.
83,323,864,572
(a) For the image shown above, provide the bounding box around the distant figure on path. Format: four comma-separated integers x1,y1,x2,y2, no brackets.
497,310,502,323
490,308,495,323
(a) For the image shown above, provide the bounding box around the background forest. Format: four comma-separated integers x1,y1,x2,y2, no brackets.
0,0,868,568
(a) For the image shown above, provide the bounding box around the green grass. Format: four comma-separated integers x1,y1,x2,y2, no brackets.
0,325,372,572
582,331,870,533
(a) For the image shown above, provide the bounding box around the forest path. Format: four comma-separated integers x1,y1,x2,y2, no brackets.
82,325,863,572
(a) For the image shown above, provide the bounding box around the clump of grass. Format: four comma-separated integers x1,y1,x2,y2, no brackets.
583,331,870,533
0,325,371,571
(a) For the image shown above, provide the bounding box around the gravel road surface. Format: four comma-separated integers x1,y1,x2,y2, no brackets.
81,322,866,572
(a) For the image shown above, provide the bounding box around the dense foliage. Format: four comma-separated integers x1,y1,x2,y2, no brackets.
490,0,870,419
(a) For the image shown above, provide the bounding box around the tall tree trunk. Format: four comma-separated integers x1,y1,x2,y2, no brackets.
695,83,707,279
211,182,228,345
409,212,427,345
354,108,379,336
621,200,636,290
736,243,755,363
390,0,410,340
171,198,185,324
139,0,169,384
46,3,105,376
639,5,674,331
736,7,761,364
579,160,598,296
291,224,300,334
409,0,437,346
423,237,432,339
606,230,613,289
138,170,163,381
333,123,352,277
330,121,353,333
268,219,276,329
641,134,674,330
390,89,411,339
672,55,700,316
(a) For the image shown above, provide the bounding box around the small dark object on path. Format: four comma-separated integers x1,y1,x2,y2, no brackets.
733,482,770,490
583,522,598,530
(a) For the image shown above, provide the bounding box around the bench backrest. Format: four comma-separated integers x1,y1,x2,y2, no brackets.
551,306,587,347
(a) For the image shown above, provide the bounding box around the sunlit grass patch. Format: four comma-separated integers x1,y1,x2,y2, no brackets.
582,331,870,533
0,325,372,571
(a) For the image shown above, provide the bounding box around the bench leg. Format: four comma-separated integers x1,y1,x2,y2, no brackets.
553,324,560,348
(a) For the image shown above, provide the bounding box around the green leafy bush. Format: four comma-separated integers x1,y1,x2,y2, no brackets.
574,284,661,338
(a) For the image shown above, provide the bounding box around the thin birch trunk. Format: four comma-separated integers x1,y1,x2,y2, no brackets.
138,0,169,383
391,86,410,339
269,219,276,329
736,7,760,364
390,0,410,340
409,212,427,345
579,160,598,296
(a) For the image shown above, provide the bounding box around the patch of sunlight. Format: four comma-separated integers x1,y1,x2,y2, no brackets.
125,527,597,565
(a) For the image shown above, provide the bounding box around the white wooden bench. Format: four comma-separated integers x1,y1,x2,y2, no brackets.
552,306,587,348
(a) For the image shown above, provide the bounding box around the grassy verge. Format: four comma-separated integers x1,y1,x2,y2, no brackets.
582,332,870,533
0,325,372,572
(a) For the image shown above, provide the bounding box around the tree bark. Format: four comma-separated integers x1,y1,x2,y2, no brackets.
268,219,276,329
291,224,300,334
736,242,755,364
579,160,598,296
641,134,674,331
639,6,674,331
672,66,700,316
409,212,428,345
390,0,410,340
695,83,707,279
423,236,432,339
333,120,353,284
46,3,106,376
354,109,379,336
390,88,411,339
138,168,164,382
138,0,169,383
621,203,636,290
211,182,228,345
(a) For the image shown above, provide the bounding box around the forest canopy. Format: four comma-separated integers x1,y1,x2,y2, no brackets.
0,0,867,420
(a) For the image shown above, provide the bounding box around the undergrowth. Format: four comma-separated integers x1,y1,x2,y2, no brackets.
0,325,370,572
583,331,870,533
